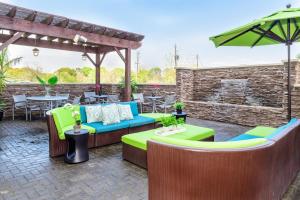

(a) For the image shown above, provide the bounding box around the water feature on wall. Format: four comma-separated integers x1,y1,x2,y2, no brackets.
207,79,261,106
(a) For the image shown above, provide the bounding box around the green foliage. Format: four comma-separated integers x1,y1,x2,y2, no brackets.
160,116,185,127
36,75,58,86
0,48,22,98
173,102,185,110
48,75,58,86
119,77,138,93
0,99,5,110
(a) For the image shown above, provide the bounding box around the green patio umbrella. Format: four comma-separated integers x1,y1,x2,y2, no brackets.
210,4,300,120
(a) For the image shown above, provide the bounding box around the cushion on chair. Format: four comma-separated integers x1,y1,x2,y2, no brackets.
80,106,87,123
266,118,298,139
102,104,121,125
229,134,263,141
51,106,80,140
83,121,129,133
127,115,155,127
85,105,103,123
139,113,172,122
151,136,268,149
245,126,277,137
118,104,134,120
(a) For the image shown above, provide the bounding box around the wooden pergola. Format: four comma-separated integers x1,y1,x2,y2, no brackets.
0,2,144,101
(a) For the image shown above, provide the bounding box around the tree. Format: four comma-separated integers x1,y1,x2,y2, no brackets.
0,48,22,93
56,67,77,83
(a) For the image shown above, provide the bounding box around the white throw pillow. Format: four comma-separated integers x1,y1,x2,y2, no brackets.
85,105,102,123
102,104,121,125
118,104,134,120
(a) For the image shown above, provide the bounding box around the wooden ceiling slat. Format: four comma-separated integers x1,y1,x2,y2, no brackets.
6,7,17,18
70,22,83,30
24,11,37,21
41,15,54,25
55,19,69,28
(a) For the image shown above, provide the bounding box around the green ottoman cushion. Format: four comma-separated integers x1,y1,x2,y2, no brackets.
139,113,172,122
245,126,276,137
121,124,214,150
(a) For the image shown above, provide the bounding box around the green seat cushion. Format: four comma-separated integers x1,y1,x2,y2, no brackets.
245,126,276,137
60,125,96,140
121,124,214,150
152,136,268,149
52,106,80,140
139,113,172,122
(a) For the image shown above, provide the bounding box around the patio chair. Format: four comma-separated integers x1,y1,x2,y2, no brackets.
132,93,152,113
107,94,120,103
157,94,176,113
55,93,70,107
12,95,42,121
84,92,97,104
71,96,81,105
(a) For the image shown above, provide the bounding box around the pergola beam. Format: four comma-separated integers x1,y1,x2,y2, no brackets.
0,34,99,53
114,47,125,63
7,7,17,18
0,32,24,51
0,16,142,49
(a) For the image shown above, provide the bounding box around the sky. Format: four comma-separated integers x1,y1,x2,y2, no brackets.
3,0,300,72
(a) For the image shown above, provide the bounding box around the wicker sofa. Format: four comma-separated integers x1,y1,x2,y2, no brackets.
46,101,170,157
147,119,300,200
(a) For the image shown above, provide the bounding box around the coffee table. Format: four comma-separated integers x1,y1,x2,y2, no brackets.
121,124,214,168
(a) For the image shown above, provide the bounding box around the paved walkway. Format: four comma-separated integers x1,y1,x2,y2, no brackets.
0,119,299,199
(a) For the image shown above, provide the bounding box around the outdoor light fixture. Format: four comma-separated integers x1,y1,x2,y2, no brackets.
73,34,87,44
32,48,40,56
32,36,40,56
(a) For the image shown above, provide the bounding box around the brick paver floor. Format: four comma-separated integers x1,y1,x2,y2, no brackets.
0,119,299,199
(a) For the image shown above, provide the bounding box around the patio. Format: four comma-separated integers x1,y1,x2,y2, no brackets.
0,118,299,200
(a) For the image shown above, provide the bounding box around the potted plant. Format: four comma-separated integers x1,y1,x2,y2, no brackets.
156,116,185,136
36,75,58,97
64,103,81,133
0,48,22,120
173,102,185,114
119,77,138,99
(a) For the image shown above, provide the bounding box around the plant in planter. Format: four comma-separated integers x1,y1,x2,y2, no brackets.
64,103,81,133
36,75,58,97
119,77,138,98
156,116,186,136
0,48,22,121
173,102,185,114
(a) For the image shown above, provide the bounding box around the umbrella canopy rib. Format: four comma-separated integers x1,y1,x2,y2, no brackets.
251,21,279,47
278,21,288,41
218,25,260,46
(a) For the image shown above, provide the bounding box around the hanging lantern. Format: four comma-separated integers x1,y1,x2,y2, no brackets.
32,48,40,56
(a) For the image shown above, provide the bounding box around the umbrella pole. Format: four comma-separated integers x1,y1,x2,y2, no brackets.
287,18,292,121
287,43,291,121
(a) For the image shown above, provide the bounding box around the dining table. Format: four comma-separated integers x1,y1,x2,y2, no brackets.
26,95,69,110
145,96,163,113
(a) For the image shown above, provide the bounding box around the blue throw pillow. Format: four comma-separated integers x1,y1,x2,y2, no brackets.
266,118,298,139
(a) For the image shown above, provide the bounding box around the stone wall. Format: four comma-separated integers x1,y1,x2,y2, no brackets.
176,60,300,127
1,83,176,117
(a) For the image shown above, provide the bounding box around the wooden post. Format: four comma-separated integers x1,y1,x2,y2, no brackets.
95,52,100,94
124,48,131,101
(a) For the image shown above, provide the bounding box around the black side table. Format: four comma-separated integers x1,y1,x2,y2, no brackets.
172,112,187,122
64,129,89,164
